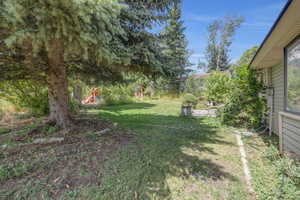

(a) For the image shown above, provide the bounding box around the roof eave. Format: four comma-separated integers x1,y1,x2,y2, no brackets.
249,0,293,68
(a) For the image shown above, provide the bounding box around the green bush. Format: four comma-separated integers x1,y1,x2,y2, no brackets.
182,93,198,107
100,84,135,106
0,80,85,116
204,71,232,105
0,80,49,115
218,65,265,128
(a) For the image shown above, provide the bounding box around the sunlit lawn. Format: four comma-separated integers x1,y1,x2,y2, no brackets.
86,99,249,200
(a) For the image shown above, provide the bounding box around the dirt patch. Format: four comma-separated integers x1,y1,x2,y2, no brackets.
0,115,115,144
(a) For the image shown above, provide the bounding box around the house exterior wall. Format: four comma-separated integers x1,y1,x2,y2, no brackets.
270,62,300,157
282,116,300,156
271,63,285,135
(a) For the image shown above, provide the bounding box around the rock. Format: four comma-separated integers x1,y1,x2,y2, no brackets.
94,128,111,135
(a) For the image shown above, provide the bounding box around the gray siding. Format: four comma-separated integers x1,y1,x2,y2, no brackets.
271,63,284,134
270,63,300,158
282,117,300,156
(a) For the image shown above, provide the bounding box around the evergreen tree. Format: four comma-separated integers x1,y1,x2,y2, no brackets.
0,0,176,129
160,1,191,93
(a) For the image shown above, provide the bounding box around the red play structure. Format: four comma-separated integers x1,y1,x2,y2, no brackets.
82,88,100,104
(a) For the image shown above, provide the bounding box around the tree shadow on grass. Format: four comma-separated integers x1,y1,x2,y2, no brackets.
83,102,156,112
0,103,243,200
94,110,240,200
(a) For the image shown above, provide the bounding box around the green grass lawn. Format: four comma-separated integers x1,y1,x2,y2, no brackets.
1,99,251,200
81,99,249,200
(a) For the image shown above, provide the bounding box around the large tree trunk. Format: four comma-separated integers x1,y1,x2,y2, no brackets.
47,40,72,130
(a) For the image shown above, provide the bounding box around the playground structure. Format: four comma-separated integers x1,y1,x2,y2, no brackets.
82,88,100,105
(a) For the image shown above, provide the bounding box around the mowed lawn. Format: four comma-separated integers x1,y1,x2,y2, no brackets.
92,99,249,200
0,99,251,200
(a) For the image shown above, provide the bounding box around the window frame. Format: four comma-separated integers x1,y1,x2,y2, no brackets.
284,34,300,115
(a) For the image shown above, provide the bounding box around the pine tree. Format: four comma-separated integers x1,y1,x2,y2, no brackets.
0,0,176,129
160,1,191,93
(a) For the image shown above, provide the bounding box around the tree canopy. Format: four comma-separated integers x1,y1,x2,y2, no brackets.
236,46,259,66
0,0,177,129
202,16,244,72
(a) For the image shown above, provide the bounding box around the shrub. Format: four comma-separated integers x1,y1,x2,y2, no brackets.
218,65,265,128
204,71,232,105
0,80,49,115
100,84,135,106
0,99,18,121
182,93,198,107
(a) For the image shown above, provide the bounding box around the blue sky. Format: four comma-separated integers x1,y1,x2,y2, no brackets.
181,0,288,72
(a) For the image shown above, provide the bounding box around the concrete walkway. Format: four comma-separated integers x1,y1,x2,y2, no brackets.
192,109,217,117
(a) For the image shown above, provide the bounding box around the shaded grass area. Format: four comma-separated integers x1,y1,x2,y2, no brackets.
0,128,132,200
1,100,249,199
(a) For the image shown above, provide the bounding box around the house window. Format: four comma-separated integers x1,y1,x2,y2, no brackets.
286,37,300,114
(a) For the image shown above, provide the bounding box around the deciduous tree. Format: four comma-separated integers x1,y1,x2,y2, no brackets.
202,16,244,72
